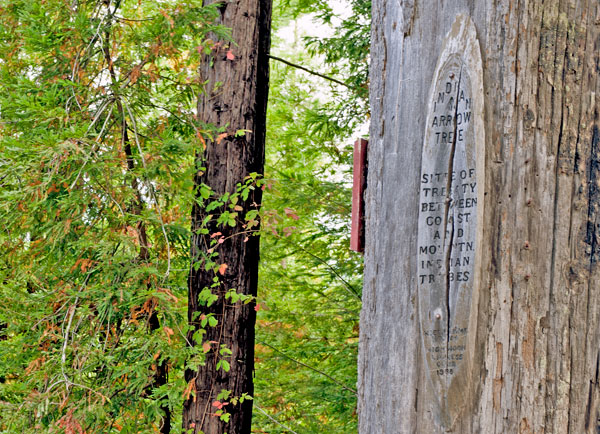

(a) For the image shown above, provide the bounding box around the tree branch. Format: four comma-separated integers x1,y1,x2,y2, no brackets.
280,237,361,300
267,54,351,89
257,340,357,395
254,404,300,434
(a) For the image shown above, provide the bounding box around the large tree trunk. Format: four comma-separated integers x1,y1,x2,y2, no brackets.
359,1,600,433
183,1,272,433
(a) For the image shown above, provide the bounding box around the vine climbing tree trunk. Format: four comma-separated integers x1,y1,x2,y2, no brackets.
183,1,272,433
359,1,600,433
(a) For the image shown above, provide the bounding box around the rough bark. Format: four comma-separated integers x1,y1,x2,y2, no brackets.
359,1,600,433
183,1,272,433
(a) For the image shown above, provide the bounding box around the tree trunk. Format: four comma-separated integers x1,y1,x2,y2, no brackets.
183,1,272,433
359,1,600,433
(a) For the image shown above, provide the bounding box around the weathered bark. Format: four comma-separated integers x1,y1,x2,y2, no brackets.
359,1,600,433
183,1,271,433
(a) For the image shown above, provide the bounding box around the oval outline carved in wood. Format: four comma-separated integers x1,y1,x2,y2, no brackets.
417,14,485,427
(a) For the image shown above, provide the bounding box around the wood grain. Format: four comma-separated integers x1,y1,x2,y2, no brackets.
359,1,600,432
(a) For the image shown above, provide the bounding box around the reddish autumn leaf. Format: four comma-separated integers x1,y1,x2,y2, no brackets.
283,226,296,237
226,50,235,60
216,132,228,144
210,232,222,238
202,342,211,353
159,9,175,27
163,326,174,343
218,263,228,275
254,303,261,312
183,380,195,401
284,207,299,220
196,131,206,149
265,180,275,190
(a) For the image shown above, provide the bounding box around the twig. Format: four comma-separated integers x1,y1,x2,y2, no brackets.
268,54,351,89
124,100,172,281
115,15,155,22
61,297,79,383
85,97,114,136
254,404,300,434
281,237,361,300
68,3,108,114
70,102,114,190
256,340,357,395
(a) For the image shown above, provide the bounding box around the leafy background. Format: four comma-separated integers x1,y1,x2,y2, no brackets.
0,0,369,432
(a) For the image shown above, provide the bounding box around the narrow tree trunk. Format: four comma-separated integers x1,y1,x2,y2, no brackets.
183,1,272,433
359,1,600,433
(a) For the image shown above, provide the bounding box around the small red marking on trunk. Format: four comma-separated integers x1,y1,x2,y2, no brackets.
350,138,368,253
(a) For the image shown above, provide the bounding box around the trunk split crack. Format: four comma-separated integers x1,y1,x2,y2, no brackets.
442,67,463,379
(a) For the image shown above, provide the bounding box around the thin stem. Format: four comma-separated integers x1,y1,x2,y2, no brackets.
124,100,172,281
268,54,351,89
254,404,300,434
256,340,357,395
280,237,361,300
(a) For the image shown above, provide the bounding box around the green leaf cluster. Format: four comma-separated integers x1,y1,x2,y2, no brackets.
0,0,371,431
0,1,228,432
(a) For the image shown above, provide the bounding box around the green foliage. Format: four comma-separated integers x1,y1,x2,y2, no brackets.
0,1,228,432
252,1,369,431
0,0,371,432
278,0,371,135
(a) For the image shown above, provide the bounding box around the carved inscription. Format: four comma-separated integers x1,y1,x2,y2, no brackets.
419,66,475,377
417,15,484,422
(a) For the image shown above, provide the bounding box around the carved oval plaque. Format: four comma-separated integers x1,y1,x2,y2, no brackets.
417,15,484,424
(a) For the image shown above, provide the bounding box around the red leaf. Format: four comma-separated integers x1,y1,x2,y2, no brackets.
226,50,235,60
184,380,195,401
254,304,261,312
218,263,228,275
284,207,299,220
283,226,296,237
216,133,228,144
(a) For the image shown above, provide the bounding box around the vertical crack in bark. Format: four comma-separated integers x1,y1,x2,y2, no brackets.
545,16,569,425
443,67,463,376
585,351,600,430
586,126,600,267
583,124,600,430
